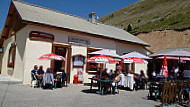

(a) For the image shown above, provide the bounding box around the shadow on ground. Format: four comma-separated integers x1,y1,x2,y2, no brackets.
81,89,98,94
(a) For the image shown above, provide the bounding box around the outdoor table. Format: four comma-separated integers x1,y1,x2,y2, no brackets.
97,79,115,95
88,78,115,95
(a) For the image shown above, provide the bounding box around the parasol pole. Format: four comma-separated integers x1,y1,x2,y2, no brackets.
179,56,181,74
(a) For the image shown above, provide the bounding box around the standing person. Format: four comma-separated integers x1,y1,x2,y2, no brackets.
43,68,54,89
31,65,39,87
31,65,38,77
128,70,137,91
37,65,44,76
37,65,44,87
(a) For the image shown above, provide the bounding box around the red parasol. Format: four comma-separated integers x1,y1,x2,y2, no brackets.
39,54,66,61
121,57,144,63
86,55,118,64
160,56,168,77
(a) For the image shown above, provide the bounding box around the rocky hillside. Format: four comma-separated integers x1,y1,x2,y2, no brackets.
137,29,190,52
98,0,190,35
98,0,190,52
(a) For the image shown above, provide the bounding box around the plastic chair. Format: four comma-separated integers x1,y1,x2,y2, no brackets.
148,82,160,100
112,82,119,95
62,73,70,87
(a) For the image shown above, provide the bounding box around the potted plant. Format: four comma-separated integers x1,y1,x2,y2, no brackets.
89,65,99,71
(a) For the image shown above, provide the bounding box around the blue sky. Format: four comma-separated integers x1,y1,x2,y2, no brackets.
0,0,138,31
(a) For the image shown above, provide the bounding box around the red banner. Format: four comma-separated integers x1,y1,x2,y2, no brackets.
160,56,168,77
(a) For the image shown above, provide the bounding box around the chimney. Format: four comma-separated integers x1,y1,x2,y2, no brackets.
88,12,97,23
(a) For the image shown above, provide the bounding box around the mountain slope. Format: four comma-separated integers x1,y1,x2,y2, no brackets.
98,0,190,34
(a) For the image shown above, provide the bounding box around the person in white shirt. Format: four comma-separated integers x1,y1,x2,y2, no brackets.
118,70,125,87
173,65,179,79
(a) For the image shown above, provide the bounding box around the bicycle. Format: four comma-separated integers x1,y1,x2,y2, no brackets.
179,81,190,106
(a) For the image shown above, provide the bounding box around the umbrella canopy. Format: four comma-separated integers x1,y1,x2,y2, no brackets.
160,56,168,77
88,49,120,58
156,56,190,61
86,55,118,64
157,49,190,57
121,51,151,59
121,57,145,63
39,54,66,60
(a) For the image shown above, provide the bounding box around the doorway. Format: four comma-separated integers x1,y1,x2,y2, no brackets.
51,44,72,83
54,46,66,72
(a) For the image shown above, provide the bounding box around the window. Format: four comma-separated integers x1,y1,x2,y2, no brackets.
7,44,16,68
72,54,85,68
86,48,103,72
29,31,54,42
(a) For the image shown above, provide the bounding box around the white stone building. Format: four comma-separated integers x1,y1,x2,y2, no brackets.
0,0,150,84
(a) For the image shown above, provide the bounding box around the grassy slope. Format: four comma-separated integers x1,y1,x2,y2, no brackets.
98,0,190,34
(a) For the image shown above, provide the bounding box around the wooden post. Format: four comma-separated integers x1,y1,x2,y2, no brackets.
168,80,172,104
165,80,169,104
162,80,166,105
66,47,72,83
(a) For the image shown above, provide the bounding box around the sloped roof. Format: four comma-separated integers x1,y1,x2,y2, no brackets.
12,0,149,46
150,47,190,57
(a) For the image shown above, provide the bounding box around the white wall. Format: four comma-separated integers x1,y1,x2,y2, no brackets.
135,63,148,77
13,27,28,81
0,53,2,73
70,45,88,83
22,26,52,84
1,37,13,76
116,42,147,55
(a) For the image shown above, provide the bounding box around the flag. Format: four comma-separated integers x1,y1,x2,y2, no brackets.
160,56,168,77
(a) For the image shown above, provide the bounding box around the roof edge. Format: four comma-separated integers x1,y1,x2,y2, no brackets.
23,20,150,46
12,0,88,21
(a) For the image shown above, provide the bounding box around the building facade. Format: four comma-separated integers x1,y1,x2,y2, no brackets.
0,1,150,84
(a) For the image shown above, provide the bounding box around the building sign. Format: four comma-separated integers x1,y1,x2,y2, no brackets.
68,36,90,45
29,31,54,42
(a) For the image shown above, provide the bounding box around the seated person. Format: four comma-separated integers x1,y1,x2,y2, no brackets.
118,70,125,87
43,68,54,89
138,70,148,89
108,69,114,79
60,67,67,86
183,68,190,79
112,71,121,94
56,71,62,88
102,68,109,80
102,68,109,94
92,68,100,79
139,70,148,79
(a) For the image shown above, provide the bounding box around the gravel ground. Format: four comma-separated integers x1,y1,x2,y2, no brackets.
0,82,167,107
